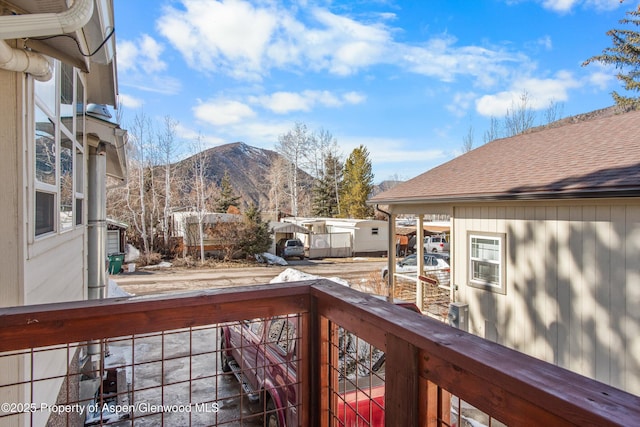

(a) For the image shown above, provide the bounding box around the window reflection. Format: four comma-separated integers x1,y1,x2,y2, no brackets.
35,106,56,186
60,132,73,229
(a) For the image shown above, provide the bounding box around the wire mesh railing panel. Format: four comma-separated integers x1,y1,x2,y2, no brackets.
327,322,386,427
393,271,451,320
0,316,304,426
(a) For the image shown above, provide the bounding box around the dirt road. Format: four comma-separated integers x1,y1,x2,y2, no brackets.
112,257,389,296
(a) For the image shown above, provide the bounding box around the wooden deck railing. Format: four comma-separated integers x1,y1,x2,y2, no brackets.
0,280,639,426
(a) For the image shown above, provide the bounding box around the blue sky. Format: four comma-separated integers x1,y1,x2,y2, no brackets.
113,0,635,182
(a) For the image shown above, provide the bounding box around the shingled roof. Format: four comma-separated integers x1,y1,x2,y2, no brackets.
370,107,640,205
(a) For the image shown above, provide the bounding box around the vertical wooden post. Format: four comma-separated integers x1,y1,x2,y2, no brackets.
419,378,452,427
385,334,419,426
308,298,325,427
301,309,312,426
316,315,330,427
416,215,425,311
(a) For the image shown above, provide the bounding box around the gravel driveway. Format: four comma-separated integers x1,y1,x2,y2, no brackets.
111,258,388,296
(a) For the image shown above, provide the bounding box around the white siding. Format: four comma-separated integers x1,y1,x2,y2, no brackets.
25,231,86,305
453,200,640,395
107,230,120,254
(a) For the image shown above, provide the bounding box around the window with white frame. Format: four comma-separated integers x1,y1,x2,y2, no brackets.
468,232,506,294
34,59,85,237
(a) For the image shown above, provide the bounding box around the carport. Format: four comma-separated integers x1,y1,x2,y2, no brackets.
269,221,309,256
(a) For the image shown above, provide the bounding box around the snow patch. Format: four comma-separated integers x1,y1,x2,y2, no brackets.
255,252,288,266
124,244,140,263
140,261,173,269
270,268,350,287
108,279,132,297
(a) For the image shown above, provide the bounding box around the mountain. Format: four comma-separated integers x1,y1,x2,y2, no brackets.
175,142,403,213
372,179,403,196
175,142,283,209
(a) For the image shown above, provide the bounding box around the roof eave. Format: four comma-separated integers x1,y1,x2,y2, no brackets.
370,188,640,206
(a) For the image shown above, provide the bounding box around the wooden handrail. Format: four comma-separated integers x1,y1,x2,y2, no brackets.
1,280,639,426
309,282,640,427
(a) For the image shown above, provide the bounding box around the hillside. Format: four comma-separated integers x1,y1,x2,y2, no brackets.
175,142,402,211
175,142,283,209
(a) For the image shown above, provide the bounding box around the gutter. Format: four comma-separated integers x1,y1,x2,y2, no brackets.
375,204,395,303
0,0,94,80
369,187,640,207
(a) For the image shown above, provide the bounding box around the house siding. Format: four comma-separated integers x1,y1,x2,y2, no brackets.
453,200,640,395
0,65,24,308
26,231,86,304
1,63,88,424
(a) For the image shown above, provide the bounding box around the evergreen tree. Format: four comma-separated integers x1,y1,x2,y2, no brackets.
215,170,241,213
583,7,640,109
238,204,272,256
339,145,374,219
312,152,342,217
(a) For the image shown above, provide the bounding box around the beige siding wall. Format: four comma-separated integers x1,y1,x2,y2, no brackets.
0,66,25,308
453,200,640,395
25,231,86,305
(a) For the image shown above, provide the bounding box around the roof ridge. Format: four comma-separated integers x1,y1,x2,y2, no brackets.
521,104,636,135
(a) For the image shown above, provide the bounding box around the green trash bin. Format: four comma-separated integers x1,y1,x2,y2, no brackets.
108,253,125,274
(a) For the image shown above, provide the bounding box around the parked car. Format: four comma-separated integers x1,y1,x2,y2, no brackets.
276,238,305,260
219,301,420,426
381,253,450,286
423,234,449,253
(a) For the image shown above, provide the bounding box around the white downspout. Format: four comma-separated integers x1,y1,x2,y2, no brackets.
0,0,94,39
0,40,51,81
0,0,94,80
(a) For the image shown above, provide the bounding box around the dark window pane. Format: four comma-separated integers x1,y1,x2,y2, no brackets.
36,192,55,236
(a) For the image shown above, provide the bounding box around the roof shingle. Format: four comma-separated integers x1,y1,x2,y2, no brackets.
370,107,640,204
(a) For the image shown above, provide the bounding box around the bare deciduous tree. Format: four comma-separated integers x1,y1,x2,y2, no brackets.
483,116,501,144
544,99,564,124
462,125,474,153
276,122,313,216
158,116,179,250
504,90,536,137
186,135,215,263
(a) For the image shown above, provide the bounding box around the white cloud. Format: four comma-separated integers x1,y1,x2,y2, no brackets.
339,136,446,165
117,34,182,95
398,37,525,88
155,0,527,88
475,71,580,116
251,92,314,114
343,91,367,104
541,0,579,12
193,99,256,126
117,34,166,73
446,92,477,117
587,70,615,90
249,90,366,114
538,35,553,50
118,94,143,109
157,0,278,80
538,0,620,12
584,63,616,90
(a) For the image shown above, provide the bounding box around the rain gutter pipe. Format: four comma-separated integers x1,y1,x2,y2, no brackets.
0,0,94,81
375,204,395,303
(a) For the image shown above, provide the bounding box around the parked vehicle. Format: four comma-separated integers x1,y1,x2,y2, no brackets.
424,234,449,253
381,253,450,286
276,238,305,260
219,301,420,426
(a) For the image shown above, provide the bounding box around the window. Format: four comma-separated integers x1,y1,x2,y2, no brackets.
33,59,85,237
35,192,55,235
468,232,506,294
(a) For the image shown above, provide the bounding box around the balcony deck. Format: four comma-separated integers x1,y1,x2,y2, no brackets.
0,280,639,426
